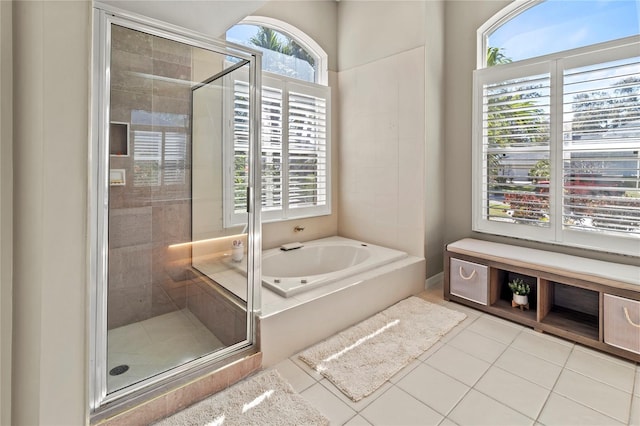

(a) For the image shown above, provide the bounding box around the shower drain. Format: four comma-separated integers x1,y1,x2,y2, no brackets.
109,364,129,376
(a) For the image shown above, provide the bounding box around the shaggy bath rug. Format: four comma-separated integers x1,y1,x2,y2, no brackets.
299,296,467,402
155,370,328,426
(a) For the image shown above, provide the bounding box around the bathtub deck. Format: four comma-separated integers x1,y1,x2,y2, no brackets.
258,255,426,366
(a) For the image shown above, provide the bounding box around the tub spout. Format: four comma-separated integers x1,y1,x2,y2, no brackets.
294,225,305,232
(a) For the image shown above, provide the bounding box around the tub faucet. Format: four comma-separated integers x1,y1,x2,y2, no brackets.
294,225,305,232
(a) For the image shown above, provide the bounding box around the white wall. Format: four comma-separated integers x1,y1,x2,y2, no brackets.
337,1,426,71
0,1,12,423
337,1,435,258
12,1,90,424
423,1,446,276
99,0,268,40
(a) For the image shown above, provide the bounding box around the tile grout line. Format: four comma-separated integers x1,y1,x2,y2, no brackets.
427,322,526,423
454,326,546,423
533,341,576,424
628,365,638,425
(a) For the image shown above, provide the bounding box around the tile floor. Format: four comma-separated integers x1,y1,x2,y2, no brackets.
107,309,224,392
268,283,640,425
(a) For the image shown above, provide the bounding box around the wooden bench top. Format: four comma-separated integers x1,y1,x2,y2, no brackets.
447,238,640,290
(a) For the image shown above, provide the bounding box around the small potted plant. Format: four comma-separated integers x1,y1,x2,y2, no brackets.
508,278,530,306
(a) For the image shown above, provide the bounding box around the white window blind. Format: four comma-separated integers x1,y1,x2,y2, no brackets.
563,56,640,237
482,72,551,227
230,75,330,223
232,81,250,213
288,86,328,210
261,85,284,212
473,39,640,255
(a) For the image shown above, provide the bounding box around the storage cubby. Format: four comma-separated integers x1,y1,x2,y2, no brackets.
444,238,640,363
539,280,599,340
489,268,537,322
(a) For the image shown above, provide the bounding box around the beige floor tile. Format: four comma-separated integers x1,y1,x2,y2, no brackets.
553,369,631,423
465,315,522,345
510,330,573,366
448,389,533,426
388,357,422,384
630,395,640,426
343,414,373,426
418,341,445,362
290,353,324,381
565,346,635,393
396,363,470,416
494,347,563,389
360,387,443,426
425,344,491,387
447,328,508,363
318,377,394,412
271,358,317,393
301,382,356,426
538,392,624,426
439,418,459,426
475,366,550,420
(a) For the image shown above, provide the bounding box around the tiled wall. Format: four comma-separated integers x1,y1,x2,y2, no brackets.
187,276,247,347
108,25,193,329
338,47,426,257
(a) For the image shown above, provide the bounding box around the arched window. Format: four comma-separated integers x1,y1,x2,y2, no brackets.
479,0,640,67
227,17,328,85
472,0,640,256
224,17,331,224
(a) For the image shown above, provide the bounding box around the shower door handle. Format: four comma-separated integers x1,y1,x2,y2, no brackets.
246,186,251,213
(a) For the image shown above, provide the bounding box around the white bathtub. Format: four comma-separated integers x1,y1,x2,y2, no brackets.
262,236,408,297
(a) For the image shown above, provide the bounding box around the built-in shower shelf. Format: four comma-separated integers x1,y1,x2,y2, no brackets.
109,122,129,156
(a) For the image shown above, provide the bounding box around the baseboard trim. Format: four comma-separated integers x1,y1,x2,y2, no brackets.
425,272,444,290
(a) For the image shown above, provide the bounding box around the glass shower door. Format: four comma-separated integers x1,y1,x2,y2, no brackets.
94,14,259,406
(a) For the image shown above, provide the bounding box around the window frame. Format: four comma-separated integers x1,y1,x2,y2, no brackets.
224,17,331,227
229,16,328,86
223,70,331,227
473,35,640,256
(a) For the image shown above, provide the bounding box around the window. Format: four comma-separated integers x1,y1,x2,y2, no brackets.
474,1,640,256
225,18,330,224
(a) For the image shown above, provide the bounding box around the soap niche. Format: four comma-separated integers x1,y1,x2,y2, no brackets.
110,122,129,157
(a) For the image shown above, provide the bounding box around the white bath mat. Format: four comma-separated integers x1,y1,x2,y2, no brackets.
298,296,466,402
155,370,328,426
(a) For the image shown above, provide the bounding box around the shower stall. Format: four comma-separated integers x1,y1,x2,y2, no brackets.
90,6,261,414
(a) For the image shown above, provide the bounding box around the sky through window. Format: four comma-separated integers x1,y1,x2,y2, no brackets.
488,0,640,62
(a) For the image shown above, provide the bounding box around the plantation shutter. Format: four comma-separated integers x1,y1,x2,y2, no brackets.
474,40,640,255
562,55,640,237
233,80,250,213
261,84,284,212
480,70,551,227
287,83,329,210
233,78,329,217
233,80,284,214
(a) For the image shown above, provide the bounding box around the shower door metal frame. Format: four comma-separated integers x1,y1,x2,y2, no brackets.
89,3,262,414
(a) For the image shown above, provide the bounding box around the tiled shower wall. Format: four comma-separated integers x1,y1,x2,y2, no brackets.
108,25,193,329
